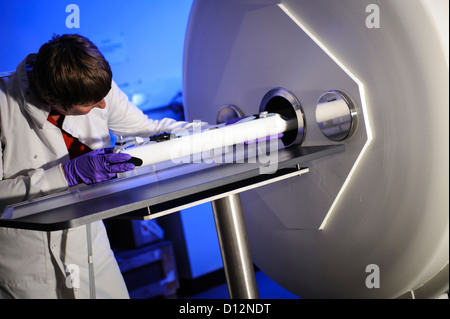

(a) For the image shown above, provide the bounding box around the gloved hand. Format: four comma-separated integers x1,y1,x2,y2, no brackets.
64,147,135,186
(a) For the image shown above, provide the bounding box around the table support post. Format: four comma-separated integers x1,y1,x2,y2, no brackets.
86,223,96,299
211,194,259,299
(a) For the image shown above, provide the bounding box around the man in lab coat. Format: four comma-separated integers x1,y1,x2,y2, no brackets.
0,34,194,298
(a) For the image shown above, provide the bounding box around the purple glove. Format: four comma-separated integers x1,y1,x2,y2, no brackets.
64,147,135,186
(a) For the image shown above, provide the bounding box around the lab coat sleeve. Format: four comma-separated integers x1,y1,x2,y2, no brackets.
0,149,68,214
105,81,204,137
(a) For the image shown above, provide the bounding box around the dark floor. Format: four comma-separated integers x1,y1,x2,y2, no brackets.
187,270,299,299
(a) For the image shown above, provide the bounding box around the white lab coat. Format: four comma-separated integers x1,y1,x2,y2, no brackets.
0,55,193,298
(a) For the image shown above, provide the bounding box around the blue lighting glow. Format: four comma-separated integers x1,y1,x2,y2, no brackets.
0,0,226,293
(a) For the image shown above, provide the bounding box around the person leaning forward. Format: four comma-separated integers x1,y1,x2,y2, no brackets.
0,34,196,298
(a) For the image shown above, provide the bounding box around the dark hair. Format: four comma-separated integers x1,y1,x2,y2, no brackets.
32,34,112,110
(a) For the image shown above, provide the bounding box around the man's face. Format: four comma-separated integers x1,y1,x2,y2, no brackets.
51,99,106,116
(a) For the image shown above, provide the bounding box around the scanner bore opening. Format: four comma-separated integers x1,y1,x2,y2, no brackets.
260,88,305,147
315,90,357,141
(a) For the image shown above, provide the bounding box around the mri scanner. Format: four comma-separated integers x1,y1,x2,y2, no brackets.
182,0,449,298
0,0,447,299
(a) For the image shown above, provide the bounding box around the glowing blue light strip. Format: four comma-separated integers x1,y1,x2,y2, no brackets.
277,3,374,230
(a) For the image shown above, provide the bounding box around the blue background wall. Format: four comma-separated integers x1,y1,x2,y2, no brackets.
0,0,223,283
1,0,191,110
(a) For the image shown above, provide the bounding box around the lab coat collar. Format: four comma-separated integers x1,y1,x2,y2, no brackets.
16,54,52,129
